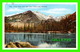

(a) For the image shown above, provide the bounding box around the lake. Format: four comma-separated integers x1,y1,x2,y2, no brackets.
5,33,76,48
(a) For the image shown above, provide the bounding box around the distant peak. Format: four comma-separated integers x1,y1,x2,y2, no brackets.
22,10,33,14
27,10,32,12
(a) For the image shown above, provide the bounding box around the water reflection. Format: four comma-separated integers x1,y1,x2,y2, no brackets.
5,33,76,48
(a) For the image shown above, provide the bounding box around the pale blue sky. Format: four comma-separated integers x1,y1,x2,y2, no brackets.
5,3,76,17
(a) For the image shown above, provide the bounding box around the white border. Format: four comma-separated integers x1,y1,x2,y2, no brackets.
2,2,78,50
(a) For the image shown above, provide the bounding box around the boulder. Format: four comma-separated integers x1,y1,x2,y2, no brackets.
5,42,37,48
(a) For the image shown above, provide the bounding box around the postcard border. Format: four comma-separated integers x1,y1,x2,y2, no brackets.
2,2,78,50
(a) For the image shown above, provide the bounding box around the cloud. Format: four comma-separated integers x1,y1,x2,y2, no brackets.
7,8,23,12
41,8,72,14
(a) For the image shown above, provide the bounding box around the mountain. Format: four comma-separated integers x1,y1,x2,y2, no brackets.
5,11,76,33
5,10,55,29
54,14,71,21
5,10,48,23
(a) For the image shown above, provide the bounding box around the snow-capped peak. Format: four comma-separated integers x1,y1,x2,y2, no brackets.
47,15,53,19
33,11,48,20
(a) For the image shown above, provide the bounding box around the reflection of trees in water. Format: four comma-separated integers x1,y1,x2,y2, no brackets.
5,33,76,46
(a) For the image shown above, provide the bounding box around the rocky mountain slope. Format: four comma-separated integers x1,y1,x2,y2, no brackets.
5,10,49,23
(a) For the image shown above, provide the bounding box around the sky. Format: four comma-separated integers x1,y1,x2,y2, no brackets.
4,3,76,17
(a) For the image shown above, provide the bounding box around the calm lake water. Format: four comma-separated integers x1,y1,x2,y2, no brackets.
5,33,76,48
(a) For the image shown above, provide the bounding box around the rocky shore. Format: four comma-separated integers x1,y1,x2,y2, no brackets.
5,42,37,48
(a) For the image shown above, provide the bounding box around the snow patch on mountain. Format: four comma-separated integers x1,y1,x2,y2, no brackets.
33,11,48,20
47,15,54,19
